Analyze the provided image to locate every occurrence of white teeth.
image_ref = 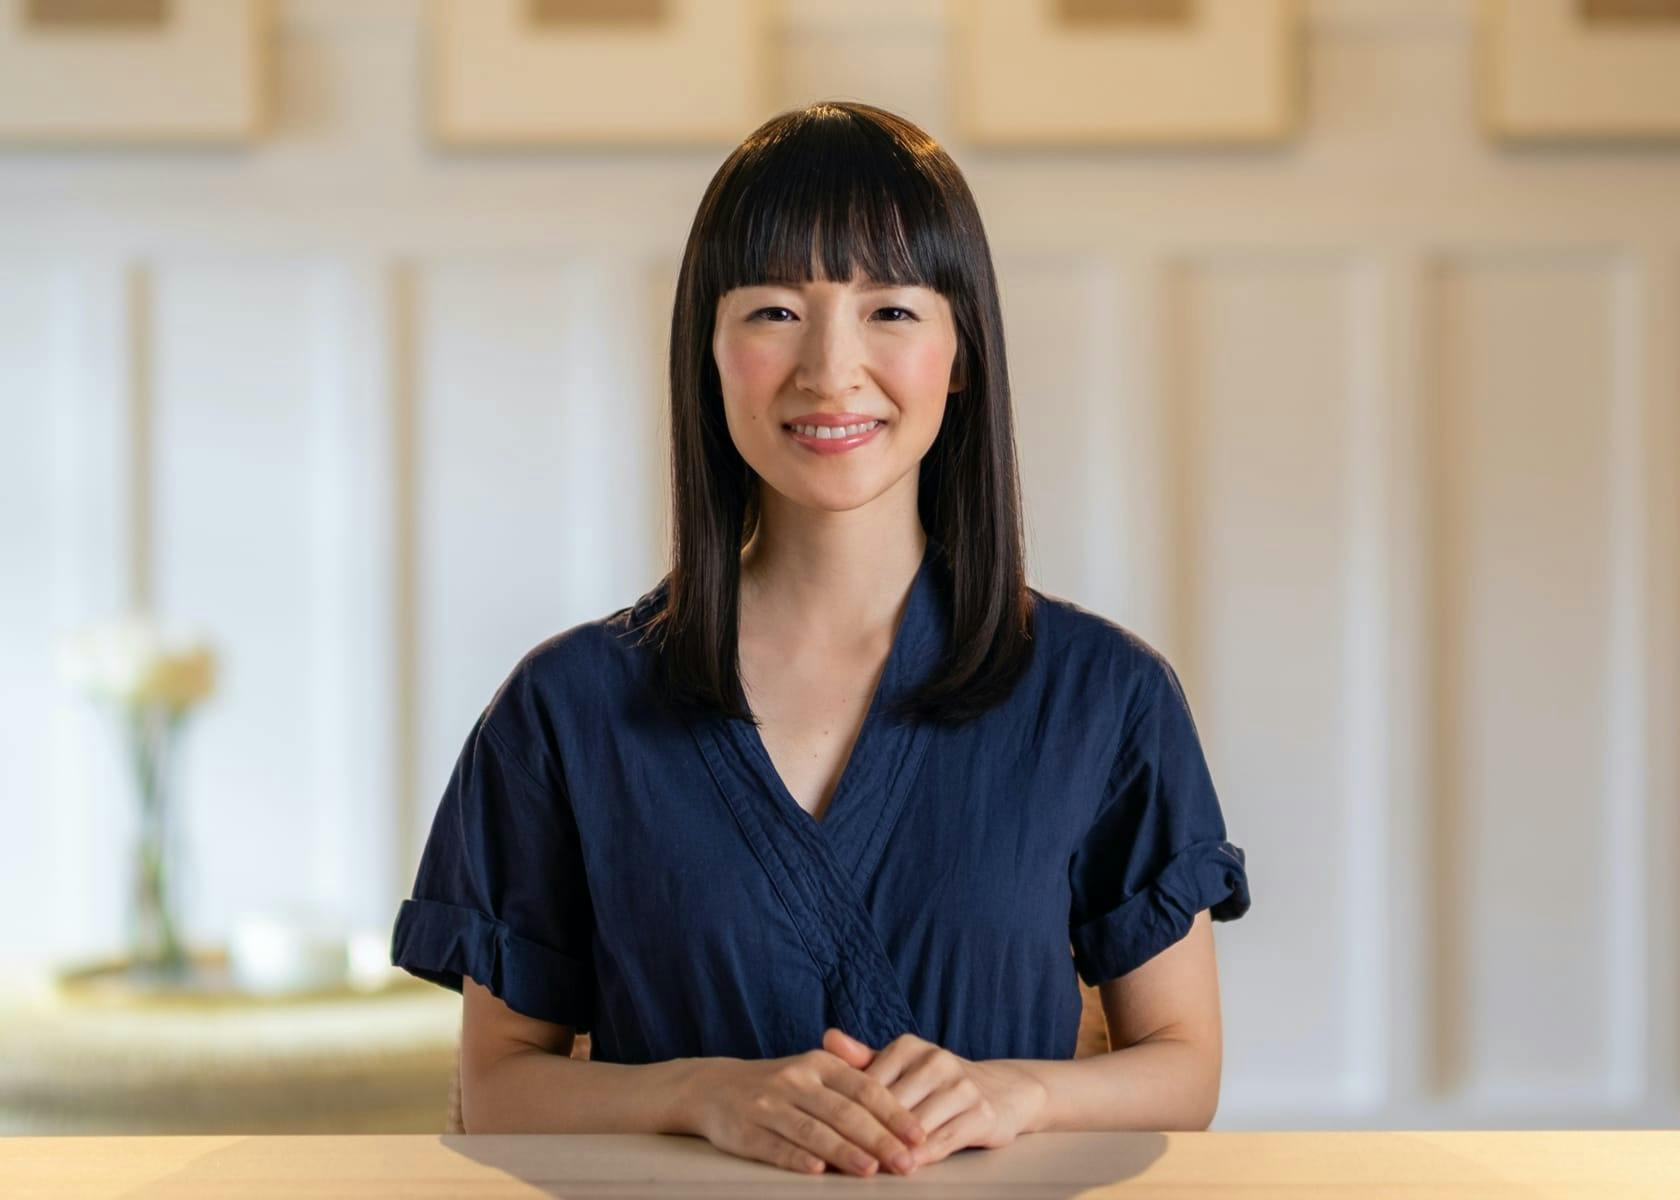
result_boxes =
[789,420,880,439]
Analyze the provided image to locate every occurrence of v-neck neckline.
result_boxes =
[729,537,942,840]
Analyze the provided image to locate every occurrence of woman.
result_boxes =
[391,100,1251,1176]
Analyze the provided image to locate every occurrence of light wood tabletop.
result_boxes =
[5,1130,1678,1198]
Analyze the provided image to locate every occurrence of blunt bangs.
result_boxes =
[700,106,965,302]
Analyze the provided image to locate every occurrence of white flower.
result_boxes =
[58,614,218,714]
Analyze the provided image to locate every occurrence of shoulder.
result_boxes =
[1026,584,1186,725]
[520,577,665,680]
[479,576,671,759]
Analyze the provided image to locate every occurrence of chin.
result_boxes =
[763,475,891,513]
[792,487,889,513]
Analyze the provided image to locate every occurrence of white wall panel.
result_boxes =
[998,256,1130,612]
[304,262,407,934]
[4,264,143,964]
[1426,255,1623,1105]
[1640,254,1680,1119]
[1168,257,1367,1112]
[410,256,663,848]
[0,267,70,960]
[148,260,344,939]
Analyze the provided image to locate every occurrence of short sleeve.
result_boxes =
[1068,648,1251,986]
[389,670,596,1030]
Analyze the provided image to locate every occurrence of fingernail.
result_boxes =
[890,1152,913,1173]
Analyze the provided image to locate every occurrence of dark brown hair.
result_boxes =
[641,100,1034,728]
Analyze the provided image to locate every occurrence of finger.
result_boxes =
[860,1037,929,1091]
[823,1062,927,1149]
[822,1027,875,1069]
[884,1054,957,1114]
[796,1080,915,1173]
[739,1123,829,1175]
[907,1079,981,1149]
[766,1099,882,1177]
[911,1101,989,1168]
[796,1078,918,1172]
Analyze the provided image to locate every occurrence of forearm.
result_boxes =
[467,1048,717,1135]
[1000,1037,1219,1133]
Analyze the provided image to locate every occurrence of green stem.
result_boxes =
[131,704,187,976]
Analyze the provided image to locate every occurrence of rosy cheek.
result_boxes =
[900,337,958,394]
[717,337,783,388]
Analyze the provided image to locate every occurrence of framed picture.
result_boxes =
[951,0,1303,146]
[0,0,270,144]
[1480,0,1680,140]
[428,0,772,146]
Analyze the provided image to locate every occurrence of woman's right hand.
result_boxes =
[686,1047,927,1176]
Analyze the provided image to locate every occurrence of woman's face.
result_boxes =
[713,273,962,515]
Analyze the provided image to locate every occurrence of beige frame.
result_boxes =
[951,0,1303,147]
[1479,0,1680,141]
[0,0,271,145]
[427,0,773,147]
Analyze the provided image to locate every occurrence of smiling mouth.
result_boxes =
[781,419,886,436]
[780,419,887,453]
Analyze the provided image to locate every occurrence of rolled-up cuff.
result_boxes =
[391,897,595,1031]
[1070,839,1250,987]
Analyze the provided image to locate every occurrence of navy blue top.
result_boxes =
[390,538,1250,1064]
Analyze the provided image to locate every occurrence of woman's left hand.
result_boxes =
[821,1028,1047,1170]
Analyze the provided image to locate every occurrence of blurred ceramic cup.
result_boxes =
[228,907,348,996]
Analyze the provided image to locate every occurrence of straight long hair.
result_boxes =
[640,100,1034,728]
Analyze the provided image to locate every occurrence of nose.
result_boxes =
[794,310,866,401]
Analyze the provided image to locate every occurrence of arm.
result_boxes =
[462,980,923,1164]
[469,1046,714,1135]
[1004,909,1225,1132]
[459,975,712,1134]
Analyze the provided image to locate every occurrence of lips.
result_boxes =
[783,419,886,454]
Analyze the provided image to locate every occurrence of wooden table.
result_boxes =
[6,1131,1678,1198]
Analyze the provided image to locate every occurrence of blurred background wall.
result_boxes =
[2,0,1679,1133]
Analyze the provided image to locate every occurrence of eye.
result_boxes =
[749,305,920,324]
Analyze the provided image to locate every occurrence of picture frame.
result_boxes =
[1479,0,1680,140]
[0,0,271,145]
[951,0,1303,147]
[427,0,773,147]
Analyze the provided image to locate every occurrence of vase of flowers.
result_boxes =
[59,615,218,982]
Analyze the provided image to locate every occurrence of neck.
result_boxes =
[738,491,927,653]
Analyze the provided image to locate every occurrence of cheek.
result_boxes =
[895,337,958,400]
[715,337,783,392]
